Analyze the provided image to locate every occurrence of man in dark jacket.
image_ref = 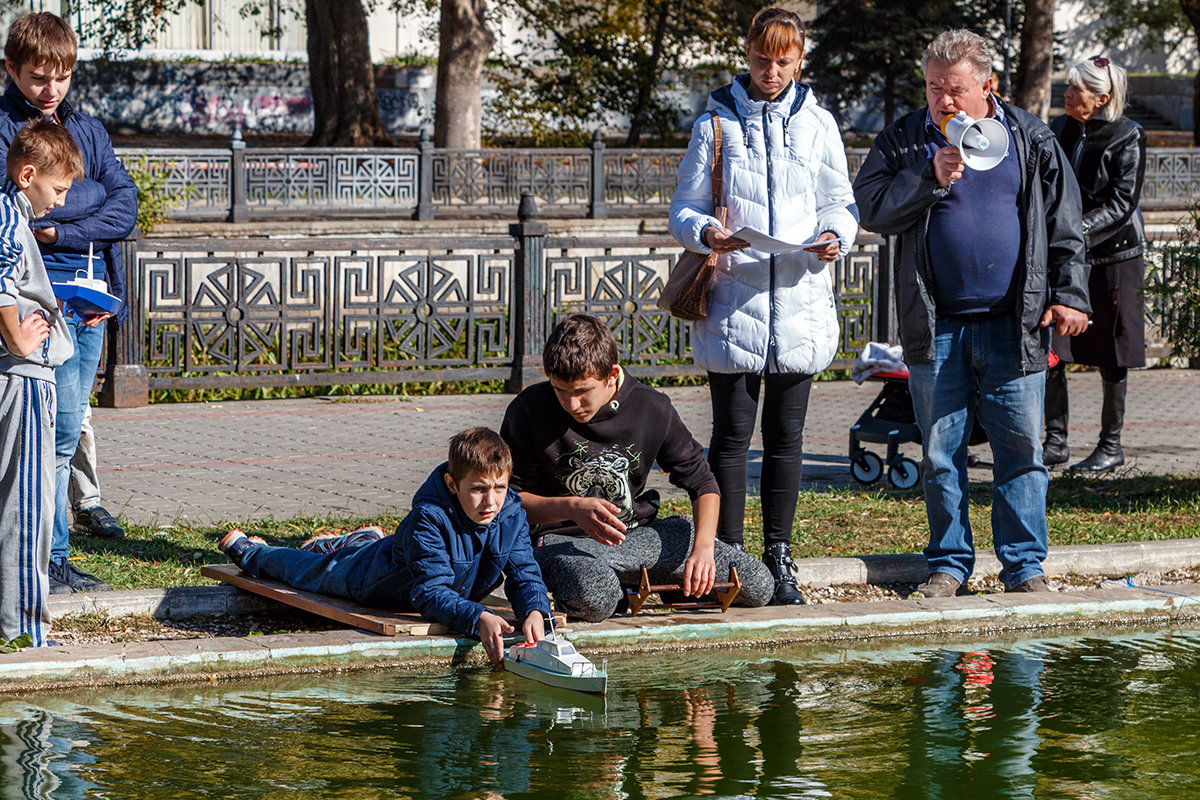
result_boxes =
[852,30,1090,597]
[0,13,138,594]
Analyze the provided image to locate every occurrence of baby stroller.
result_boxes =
[848,368,923,489]
[848,349,1058,490]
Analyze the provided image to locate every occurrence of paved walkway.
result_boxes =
[93,368,1200,527]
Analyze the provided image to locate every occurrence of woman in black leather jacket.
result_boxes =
[1044,55,1147,473]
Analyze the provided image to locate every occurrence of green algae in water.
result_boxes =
[4,627,1200,798]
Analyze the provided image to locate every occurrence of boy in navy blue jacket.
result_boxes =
[0,13,138,595]
[219,428,552,664]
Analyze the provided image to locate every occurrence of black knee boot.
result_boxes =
[1043,364,1069,467]
[762,542,806,605]
[1072,377,1127,473]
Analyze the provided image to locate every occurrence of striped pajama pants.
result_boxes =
[0,375,55,647]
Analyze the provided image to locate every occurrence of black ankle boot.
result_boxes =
[762,542,806,606]
[1043,365,1069,467]
[1072,377,1126,474]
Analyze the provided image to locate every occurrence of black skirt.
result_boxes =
[1053,253,1146,369]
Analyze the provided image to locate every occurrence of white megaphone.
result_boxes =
[939,112,1009,171]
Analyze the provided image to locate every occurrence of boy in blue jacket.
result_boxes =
[0,13,139,595]
[219,427,552,664]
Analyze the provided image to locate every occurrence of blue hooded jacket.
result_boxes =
[0,82,137,323]
[348,463,551,636]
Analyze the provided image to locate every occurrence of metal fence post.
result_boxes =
[873,235,895,344]
[589,129,607,219]
[415,128,434,221]
[228,126,248,223]
[507,193,548,393]
[100,229,149,407]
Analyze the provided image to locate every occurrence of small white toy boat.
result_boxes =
[504,634,608,695]
[52,243,122,319]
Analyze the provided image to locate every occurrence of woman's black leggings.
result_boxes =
[707,371,813,548]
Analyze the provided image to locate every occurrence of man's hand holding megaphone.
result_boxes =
[932,146,966,188]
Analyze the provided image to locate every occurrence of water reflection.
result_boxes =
[1,628,1200,798]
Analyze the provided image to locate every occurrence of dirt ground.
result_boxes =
[49,567,1200,647]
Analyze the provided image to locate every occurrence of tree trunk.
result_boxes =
[1181,0,1200,145]
[1012,0,1056,121]
[305,0,392,146]
[883,65,896,127]
[625,0,672,147]
[434,0,495,149]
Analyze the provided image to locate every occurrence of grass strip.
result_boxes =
[70,471,1200,590]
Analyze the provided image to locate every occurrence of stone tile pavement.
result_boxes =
[91,368,1200,527]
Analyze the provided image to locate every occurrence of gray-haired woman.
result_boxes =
[1044,55,1147,473]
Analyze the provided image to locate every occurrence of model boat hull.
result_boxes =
[505,658,608,695]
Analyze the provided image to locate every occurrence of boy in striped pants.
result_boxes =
[0,120,82,647]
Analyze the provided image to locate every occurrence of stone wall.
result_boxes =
[1128,76,1195,132]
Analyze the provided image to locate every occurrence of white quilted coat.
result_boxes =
[669,76,859,374]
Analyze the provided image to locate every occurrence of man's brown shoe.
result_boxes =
[1005,575,1051,593]
[913,572,962,598]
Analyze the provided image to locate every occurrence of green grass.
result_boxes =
[72,472,1200,590]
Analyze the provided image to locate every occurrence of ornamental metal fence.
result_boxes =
[116,134,1198,222]
[95,204,1185,408]
[97,200,892,406]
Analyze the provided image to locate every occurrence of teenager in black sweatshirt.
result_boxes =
[500,314,774,622]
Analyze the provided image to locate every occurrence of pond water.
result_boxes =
[4,626,1200,799]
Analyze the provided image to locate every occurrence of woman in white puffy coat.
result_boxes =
[668,7,858,605]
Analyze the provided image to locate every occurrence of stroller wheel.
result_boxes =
[887,457,921,490]
[850,451,884,485]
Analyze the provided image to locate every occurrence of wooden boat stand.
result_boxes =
[624,565,741,615]
[203,563,565,636]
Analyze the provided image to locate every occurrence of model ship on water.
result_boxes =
[504,634,608,695]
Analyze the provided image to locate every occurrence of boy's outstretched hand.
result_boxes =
[476,610,514,666]
[522,610,546,645]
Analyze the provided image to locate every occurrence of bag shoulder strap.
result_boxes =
[708,110,723,209]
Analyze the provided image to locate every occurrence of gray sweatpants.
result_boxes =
[535,515,775,622]
[0,375,55,646]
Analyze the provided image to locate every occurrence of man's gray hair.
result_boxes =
[921,29,995,85]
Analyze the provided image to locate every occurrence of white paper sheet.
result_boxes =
[729,227,830,254]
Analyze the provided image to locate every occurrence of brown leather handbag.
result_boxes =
[658,111,726,321]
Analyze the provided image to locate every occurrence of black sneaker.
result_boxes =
[74,506,126,540]
[47,558,74,595]
[218,529,266,569]
[49,557,111,593]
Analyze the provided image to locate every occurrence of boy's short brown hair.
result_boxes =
[6,118,84,181]
[4,12,77,74]
[542,314,619,382]
[447,427,512,483]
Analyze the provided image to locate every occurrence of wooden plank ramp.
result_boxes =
[202,564,563,636]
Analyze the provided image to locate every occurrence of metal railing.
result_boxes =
[97,198,891,406]
[116,134,1198,222]
[95,200,1185,407]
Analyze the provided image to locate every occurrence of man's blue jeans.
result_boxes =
[908,317,1049,588]
[51,318,106,561]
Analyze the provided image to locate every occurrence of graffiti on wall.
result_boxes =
[71,60,434,137]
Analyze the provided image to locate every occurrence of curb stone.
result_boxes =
[49,538,1200,621]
